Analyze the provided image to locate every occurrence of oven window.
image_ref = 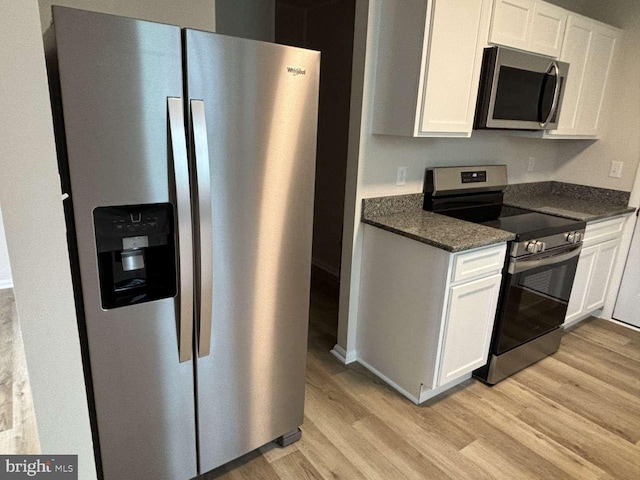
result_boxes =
[493,66,556,122]
[494,253,578,355]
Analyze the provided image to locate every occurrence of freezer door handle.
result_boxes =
[191,100,213,358]
[168,97,194,363]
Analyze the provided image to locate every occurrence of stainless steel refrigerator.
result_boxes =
[45,7,319,480]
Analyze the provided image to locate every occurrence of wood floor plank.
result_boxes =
[571,320,640,362]
[452,386,612,480]
[269,450,324,480]
[514,356,640,443]
[461,437,554,480]
[507,381,640,480]
[352,415,451,480]
[553,343,640,398]
[0,289,39,455]
[304,378,410,480]
[294,417,366,480]
[430,394,572,480]
[0,289,14,432]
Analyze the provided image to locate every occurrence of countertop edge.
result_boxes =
[362,217,515,253]
[503,201,636,222]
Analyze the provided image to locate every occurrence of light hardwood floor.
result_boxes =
[202,286,640,480]
[0,288,40,454]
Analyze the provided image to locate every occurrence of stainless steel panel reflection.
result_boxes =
[185,31,319,473]
[485,328,563,384]
[52,7,196,480]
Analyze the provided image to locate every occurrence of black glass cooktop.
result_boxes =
[480,207,586,241]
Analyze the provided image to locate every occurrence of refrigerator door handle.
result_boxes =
[168,97,194,363]
[191,100,213,358]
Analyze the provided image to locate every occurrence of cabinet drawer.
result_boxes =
[451,244,506,284]
[583,216,625,247]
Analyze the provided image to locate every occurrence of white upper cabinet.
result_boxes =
[489,0,567,58]
[373,0,491,137]
[546,16,621,138]
[530,2,567,57]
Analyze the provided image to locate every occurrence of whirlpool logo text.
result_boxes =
[286,66,306,76]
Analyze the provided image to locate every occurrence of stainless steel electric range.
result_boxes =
[423,165,586,384]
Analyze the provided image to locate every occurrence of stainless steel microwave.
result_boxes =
[474,46,569,131]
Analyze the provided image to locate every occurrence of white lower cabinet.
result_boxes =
[565,244,597,323]
[357,225,506,404]
[438,274,502,386]
[565,216,626,327]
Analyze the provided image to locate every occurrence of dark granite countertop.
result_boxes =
[361,182,636,252]
[362,194,514,252]
[504,182,636,222]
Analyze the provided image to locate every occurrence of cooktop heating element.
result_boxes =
[423,165,585,384]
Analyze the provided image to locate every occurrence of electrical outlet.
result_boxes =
[527,157,536,173]
[396,166,407,186]
[609,161,623,178]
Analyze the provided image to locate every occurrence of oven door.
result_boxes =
[493,244,581,355]
[475,46,569,130]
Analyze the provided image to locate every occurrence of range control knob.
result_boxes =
[566,232,576,243]
[526,241,539,253]
[536,240,546,252]
[575,232,583,243]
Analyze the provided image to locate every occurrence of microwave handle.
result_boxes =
[540,61,561,128]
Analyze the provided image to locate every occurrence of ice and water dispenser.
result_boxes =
[94,203,176,309]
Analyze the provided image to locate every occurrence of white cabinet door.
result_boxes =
[548,16,620,137]
[418,0,487,135]
[490,0,534,51]
[530,1,567,57]
[585,238,620,311]
[438,274,502,386]
[574,23,619,136]
[565,244,597,325]
[373,0,489,137]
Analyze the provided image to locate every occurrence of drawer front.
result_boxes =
[583,216,625,247]
[451,244,506,284]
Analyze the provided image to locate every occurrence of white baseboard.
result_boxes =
[607,318,640,333]
[0,279,13,289]
[357,357,421,404]
[330,344,357,364]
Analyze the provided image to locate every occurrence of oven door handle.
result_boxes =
[509,244,581,274]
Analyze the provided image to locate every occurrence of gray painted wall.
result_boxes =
[1,0,215,475]
[216,0,274,41]
[1,1,97,475]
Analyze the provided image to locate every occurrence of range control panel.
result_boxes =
[461,170,487,183]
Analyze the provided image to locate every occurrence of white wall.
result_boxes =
[336,0,640,357]
[0,205,12,288]
[39,0,216,32]
[0,1,96,475]
[554,0,640,192]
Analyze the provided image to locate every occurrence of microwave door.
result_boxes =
[477,47,568,131]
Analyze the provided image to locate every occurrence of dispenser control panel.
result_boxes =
[93,203,176,309]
